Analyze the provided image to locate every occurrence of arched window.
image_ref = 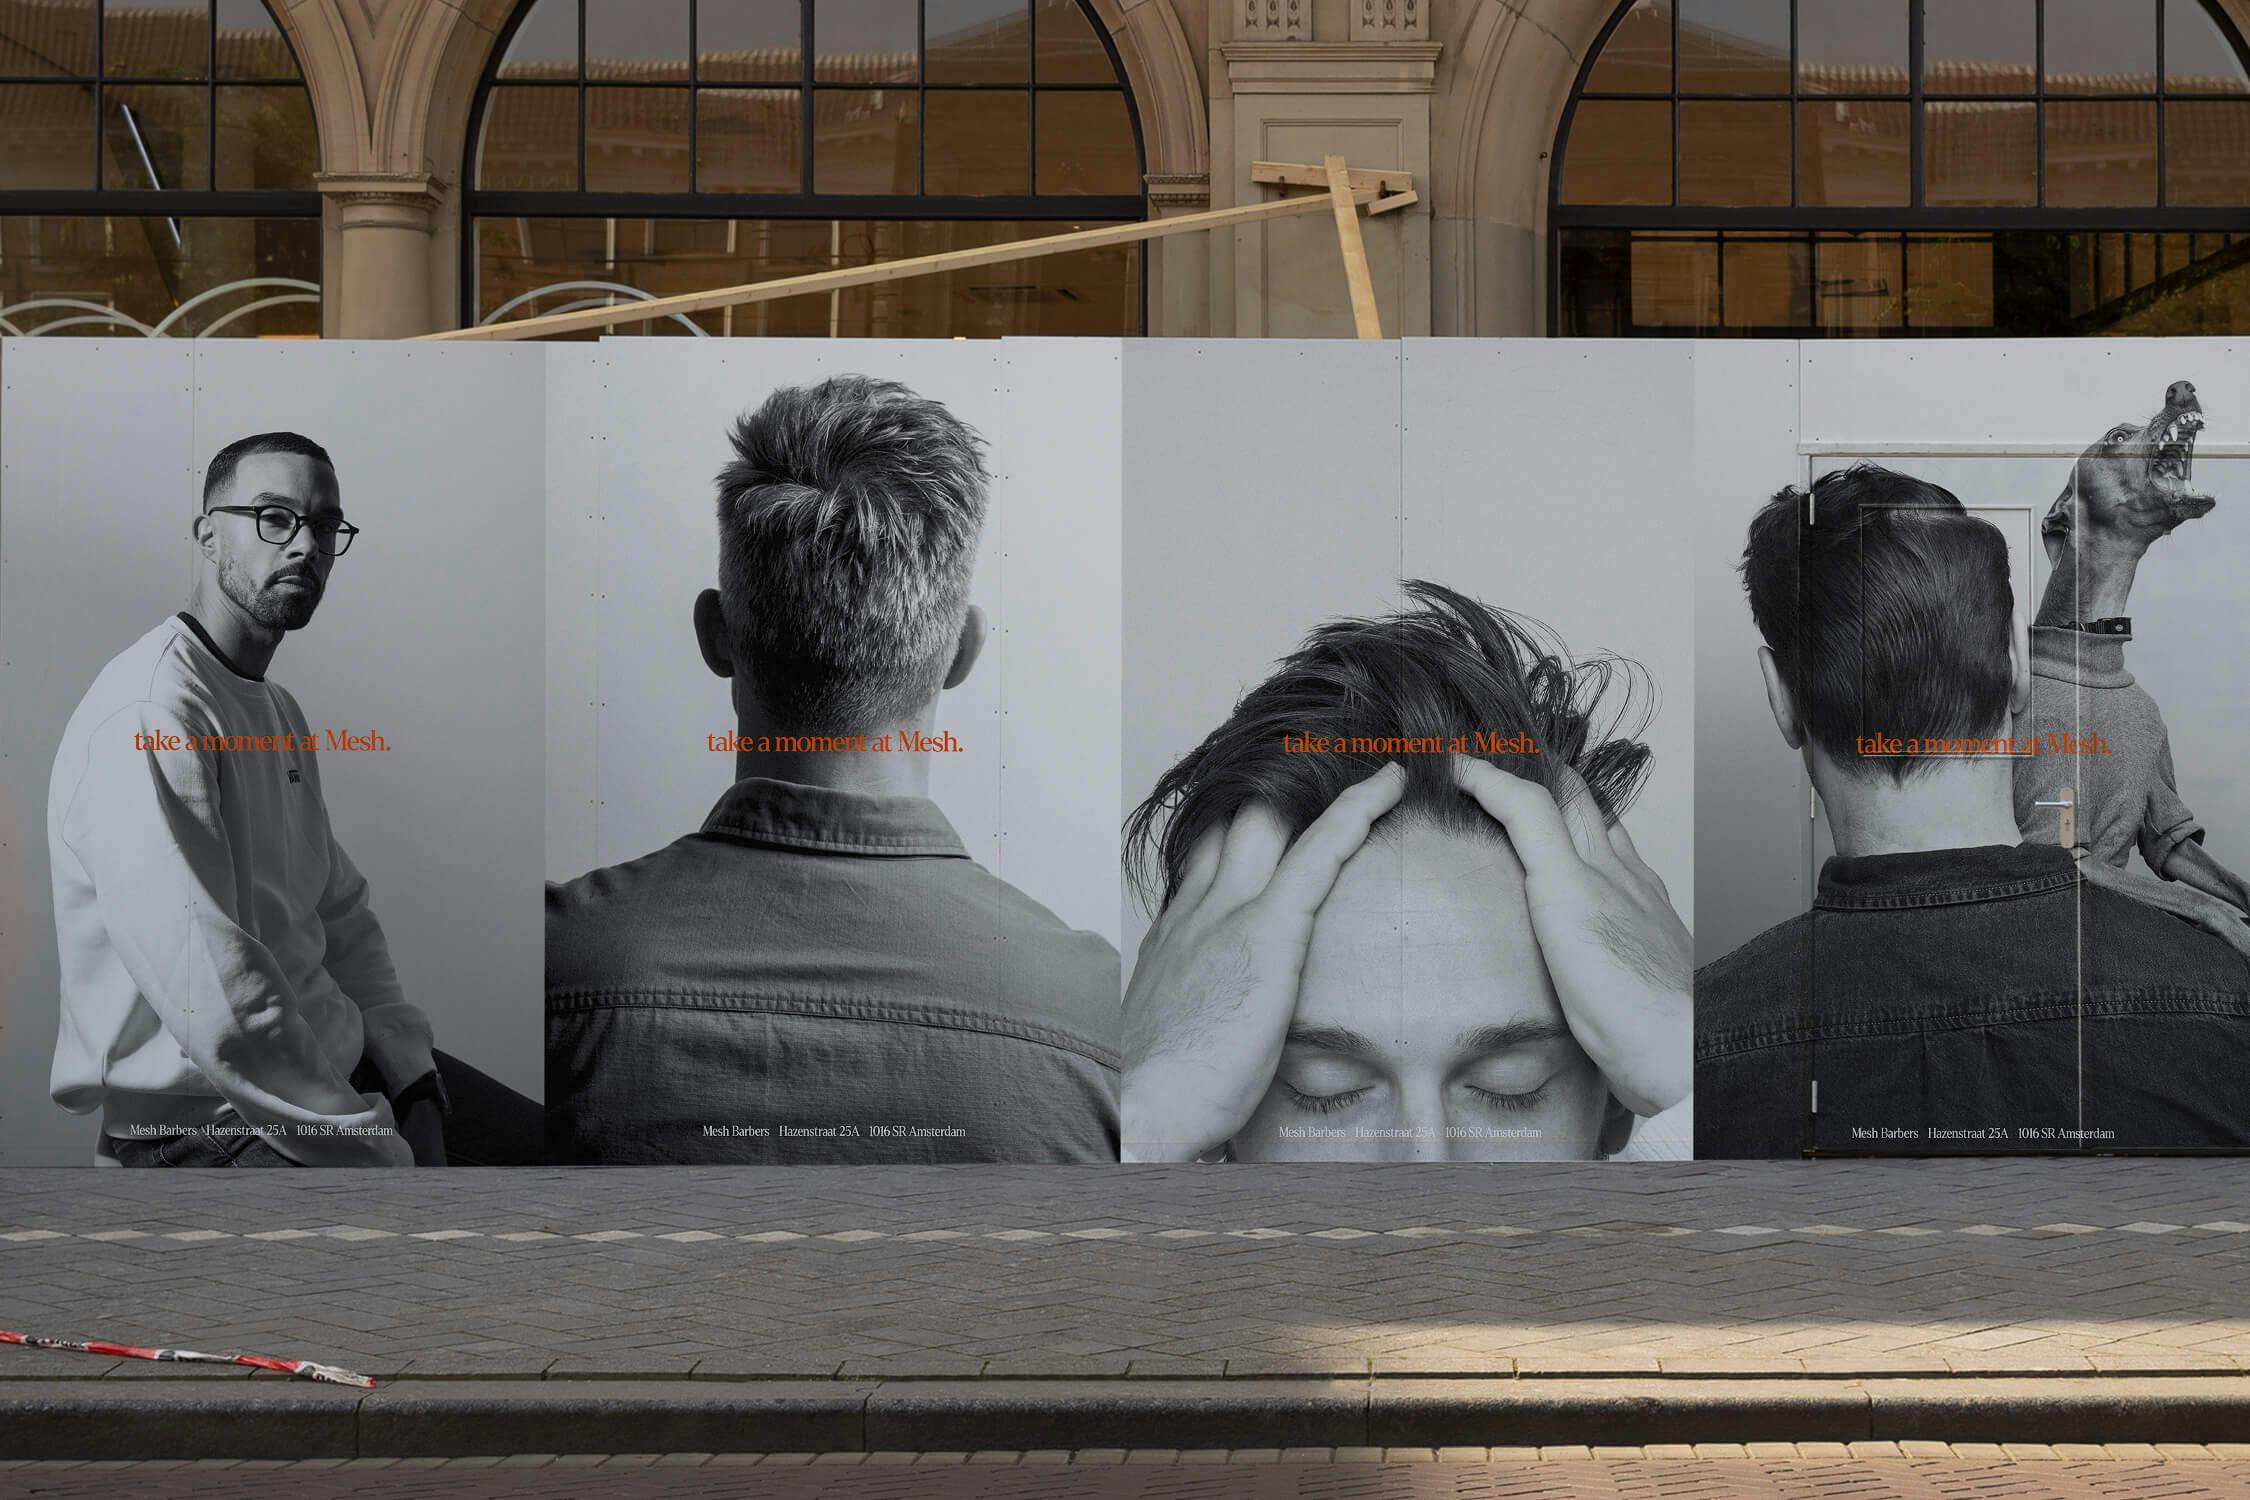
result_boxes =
[466,0,1146,337]
[1552,0,2250,336]
[0,0,319,336]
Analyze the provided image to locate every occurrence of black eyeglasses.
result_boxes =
[205,504,360,557]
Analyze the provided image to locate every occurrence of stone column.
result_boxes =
[1145,172,1213,336]
[318,173,444,339]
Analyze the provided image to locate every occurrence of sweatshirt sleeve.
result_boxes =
[58,702,412,1166]
[317,831,437,1097]
[2140,733,2205,876]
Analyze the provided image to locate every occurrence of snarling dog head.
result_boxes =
[2043,380,2215,564]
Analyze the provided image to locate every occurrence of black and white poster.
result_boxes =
[1693,340,2250,1155]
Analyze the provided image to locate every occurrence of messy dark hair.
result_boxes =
[716,375,989,735]
[1740,464,2013,784]
[1124,580,1656,912]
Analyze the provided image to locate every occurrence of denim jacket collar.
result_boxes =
[700,777,969,859]
[1815,841,2077,912]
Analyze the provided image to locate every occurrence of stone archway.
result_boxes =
[1444,0,2250,337]
[1439,0,1614,337]
[279,0,1208,336]
[1084,0,1210,184]
[1083,0,1211,334]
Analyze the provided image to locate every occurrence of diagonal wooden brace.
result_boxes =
[420,164,1418,342]
[1323,155,1385,339]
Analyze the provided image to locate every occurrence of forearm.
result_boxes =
[1581,990,1692,1119]
[100,907,408,1164]
[2161,840,2250,911]
[1120,1066,1230,1163]
[2081,856,2205,918]
[320,848,435,1093]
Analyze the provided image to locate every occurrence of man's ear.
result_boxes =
[692,588,734,679]
[2007,613,2031,722]
[191,511,217,562]
[942,604,986,691]
[1755,645,1805,750]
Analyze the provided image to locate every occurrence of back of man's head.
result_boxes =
[1740,464,2013,783]
[715,376,989,735]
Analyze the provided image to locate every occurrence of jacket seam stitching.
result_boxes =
[548,988,1120,1070]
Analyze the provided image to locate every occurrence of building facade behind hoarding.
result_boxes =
[2,0,2242,341]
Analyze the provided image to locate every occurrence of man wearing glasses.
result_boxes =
[45,432,494,1166]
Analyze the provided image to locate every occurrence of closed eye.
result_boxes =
[1466,1080,1551,1113]
[1279,1082,1373,1115]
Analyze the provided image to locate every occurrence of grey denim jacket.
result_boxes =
[546,779,1120,1164]
[1695,843,2250,1157]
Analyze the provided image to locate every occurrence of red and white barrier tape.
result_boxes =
[1,1329,373,1389]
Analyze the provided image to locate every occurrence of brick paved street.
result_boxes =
[5,1161,2248,1380]
[5,1161,2250,1459]
[10,1448,2250,1499]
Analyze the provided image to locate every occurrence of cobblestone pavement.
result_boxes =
[4,1161,2249,1380]
[8,1448,2250,1499]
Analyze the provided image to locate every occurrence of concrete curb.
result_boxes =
[7,1376,2250,1459]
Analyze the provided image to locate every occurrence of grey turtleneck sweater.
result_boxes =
[2012,624,2202,874]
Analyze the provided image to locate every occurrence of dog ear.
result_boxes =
[2042,486,2073,565]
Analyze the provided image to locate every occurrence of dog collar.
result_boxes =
[2059,617,2132,636]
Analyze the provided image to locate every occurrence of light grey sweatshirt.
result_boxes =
[47,616,432,1165]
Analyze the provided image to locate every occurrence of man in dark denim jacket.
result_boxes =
[1695,466,2250,1158]
[545,377,1119,1164]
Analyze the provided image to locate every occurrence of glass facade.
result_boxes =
[1554,0,2250,337]
[473,215,1143,338]
[466,0,1146,336]
[0,0,319,336]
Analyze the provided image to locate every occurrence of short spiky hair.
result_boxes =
[1740,464,2013,784]
[201,432,334,510]
[715,376,990,734]
[1125,581,1655,911]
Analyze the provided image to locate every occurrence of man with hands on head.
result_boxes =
[1120,583,1692,1163]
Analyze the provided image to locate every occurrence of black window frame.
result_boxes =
[461,0,1151,332]
[1547,0,2250,334]
[0,0,319,217]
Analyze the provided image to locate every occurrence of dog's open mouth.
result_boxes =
[2149,404,2215,520]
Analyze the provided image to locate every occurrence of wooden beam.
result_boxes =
[421,188,1388,343]
[1324,154,1383,340]
[1252,159,1413,195]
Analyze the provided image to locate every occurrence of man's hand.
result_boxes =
[1121,763,1408,1162]
[1449,756,1691,1118]
[397,1098,447,1167]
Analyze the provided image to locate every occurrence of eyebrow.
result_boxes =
[249,492,345,520]
[1454,1020,1573,1053]
[1282,1024,1380,1059]
[1284,1019,1574,1060]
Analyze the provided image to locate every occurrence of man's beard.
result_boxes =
[218,553,322,630]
